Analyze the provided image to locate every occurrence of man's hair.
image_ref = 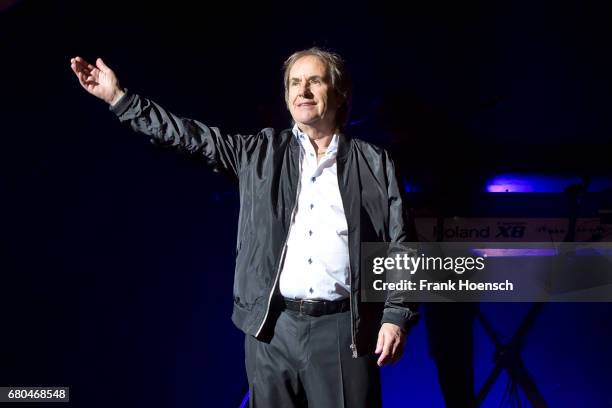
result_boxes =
[283,47,352,131]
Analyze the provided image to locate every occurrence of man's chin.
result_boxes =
[293,117,320,127]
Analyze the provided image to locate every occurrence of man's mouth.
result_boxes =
[298,102,316,107]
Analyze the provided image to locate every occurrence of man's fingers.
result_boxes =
[78,71,90,84]
[392,337,402,356]
[377,351,387,366]
[76,71,97,89]
[389,340,404,365]
[377,331,406,366]
[70,58,84,74]
[73,56,96,73]
[83,58,96,71]
[377,337,393,366]
[71,58,107,87]
[77,71,87,85]
[70,62,80,76]
[71,59,92,77]
[96,57,112,73]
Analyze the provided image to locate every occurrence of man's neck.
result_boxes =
[297,123,336,153]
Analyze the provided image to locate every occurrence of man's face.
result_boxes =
[287,55,339,131]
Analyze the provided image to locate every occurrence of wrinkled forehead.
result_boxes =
[288,55,329,80]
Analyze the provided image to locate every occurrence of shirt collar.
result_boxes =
[292,124,339,155]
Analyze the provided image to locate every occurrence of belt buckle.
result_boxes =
[299,299,308,315]
[299,299,316,316]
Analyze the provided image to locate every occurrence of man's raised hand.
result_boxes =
[70,56,124,105]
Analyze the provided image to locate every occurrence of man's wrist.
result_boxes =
[381,321,407,334]
[109,88,126,106]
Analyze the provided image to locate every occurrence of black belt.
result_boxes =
[283,297,350,316]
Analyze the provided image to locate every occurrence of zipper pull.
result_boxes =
[350,343,357,358]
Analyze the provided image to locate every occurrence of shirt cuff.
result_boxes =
[108,89,134,116]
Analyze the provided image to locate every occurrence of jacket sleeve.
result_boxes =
[379,149,420,333]
[109,90,250,178]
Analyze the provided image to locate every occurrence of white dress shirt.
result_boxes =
[278,125,351,301]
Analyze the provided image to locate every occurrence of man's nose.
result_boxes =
[299,82,312,97]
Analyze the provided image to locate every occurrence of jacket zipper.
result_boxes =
[348,262,358,358]
[338,154,358,358]
[255,148,303,338]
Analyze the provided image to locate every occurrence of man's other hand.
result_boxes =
[375,322,406,367]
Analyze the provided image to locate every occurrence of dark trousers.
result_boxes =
[245,308,382,408]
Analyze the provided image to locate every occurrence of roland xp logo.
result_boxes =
[434,224,526,239]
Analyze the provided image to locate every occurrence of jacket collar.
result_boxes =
[287,125,351,161]
[336,132,350,162]
[291,124,340,156]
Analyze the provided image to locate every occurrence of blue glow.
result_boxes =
[587,176,612,192]
[485,174,583,193]
[239,391,249,408]
[403,179,421,193]
[472,248,557,257]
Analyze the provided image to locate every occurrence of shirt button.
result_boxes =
[310,204,314,209]
[311,177,316,182]
[308,230,313,236]
[308,258,312,264]
[309,288,314,294]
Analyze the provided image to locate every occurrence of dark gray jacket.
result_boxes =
[110,92,419,358]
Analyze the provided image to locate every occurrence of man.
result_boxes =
[70,47,419,407]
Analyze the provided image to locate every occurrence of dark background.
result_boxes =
[1,0,612,407]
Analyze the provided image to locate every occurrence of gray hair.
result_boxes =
[283,47,352,131]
